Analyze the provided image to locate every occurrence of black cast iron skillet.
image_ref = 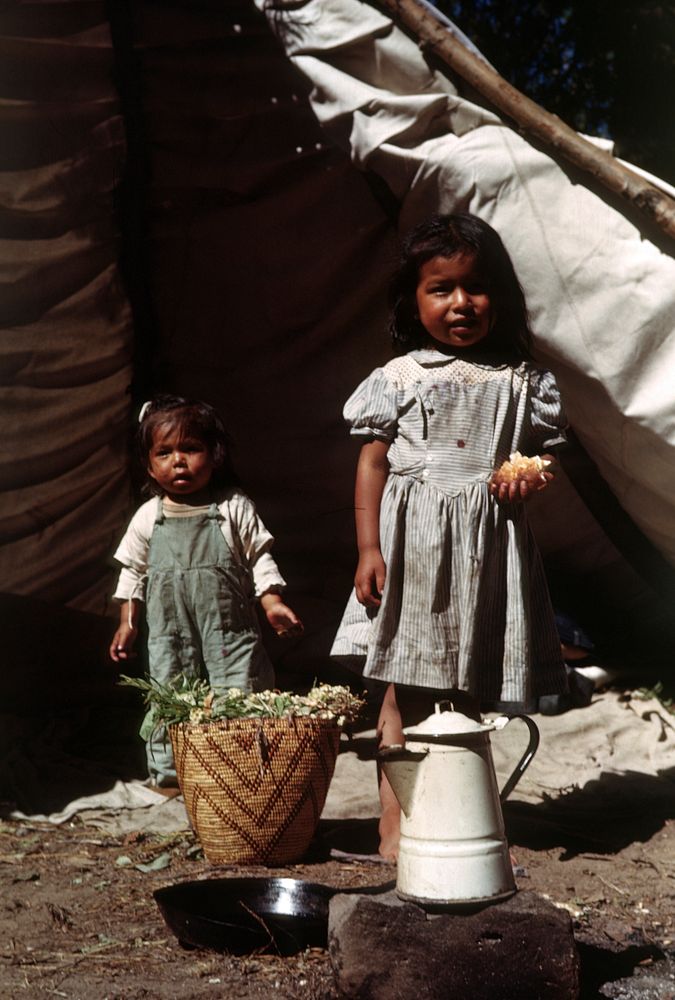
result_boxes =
[154,877,390,955]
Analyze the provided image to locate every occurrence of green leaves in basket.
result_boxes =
[119,674,365,727]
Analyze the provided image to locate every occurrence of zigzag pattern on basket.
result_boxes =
[170,717,341,864]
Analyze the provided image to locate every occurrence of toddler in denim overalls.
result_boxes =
[110,395,302,788]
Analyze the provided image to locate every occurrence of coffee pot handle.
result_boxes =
[492,714,540,803]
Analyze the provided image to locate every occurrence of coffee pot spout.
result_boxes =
[376,746,428,819]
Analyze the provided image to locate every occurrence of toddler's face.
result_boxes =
[148,423,214,500]
[415,253,492,352]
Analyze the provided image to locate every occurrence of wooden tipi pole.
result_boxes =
[378,0,675,242]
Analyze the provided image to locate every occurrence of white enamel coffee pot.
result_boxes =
[378,703,539,908]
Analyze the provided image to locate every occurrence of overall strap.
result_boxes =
[206,502,222,522]
[207,501,239,564]
[153,496,165,525]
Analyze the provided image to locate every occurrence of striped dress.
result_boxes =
[331,347,568,709]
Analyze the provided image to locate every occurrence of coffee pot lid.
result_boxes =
[404,702,492,740]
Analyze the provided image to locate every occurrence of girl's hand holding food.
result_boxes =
[490,452,555,504]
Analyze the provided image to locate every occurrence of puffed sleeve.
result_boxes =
[343,367,400,441]
[227,492,287,597]
[112,499,156,601]
[529,368,568,450]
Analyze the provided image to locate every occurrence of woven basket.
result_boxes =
[169,716,341,865]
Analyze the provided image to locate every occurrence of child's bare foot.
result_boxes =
[153,785,181,799]
[378,806,400,862]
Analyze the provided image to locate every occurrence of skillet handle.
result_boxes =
[492,714,540,803]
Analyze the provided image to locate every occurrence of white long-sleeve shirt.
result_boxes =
[112,490,287,603]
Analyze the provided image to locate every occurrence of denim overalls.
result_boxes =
[143,502,274,784]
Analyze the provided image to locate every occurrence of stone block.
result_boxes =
[329,889,579,999]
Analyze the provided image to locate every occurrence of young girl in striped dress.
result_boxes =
[331,214,569,858]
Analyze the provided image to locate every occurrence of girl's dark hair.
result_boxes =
[389,213,532,360]
[137,395,236,496]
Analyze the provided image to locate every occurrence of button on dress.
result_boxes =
[331,348,568,709]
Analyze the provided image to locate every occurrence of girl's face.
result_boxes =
[415,253,492,351]
[147,423,214,500]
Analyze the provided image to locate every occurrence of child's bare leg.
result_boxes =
[376,683,404,861]
[376,685,482,861]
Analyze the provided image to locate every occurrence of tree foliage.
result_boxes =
[436,0,675,183]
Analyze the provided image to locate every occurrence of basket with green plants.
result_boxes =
[121,675,365,864]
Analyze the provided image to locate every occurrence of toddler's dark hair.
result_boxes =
[389,213,532,360]
[137,395,236,496]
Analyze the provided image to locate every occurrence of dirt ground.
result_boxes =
[1,800,674,1000]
